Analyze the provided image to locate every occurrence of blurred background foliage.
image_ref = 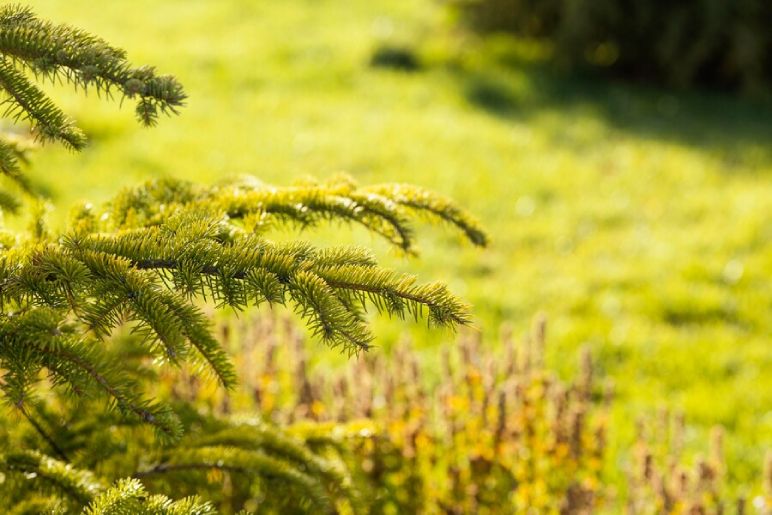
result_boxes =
[454,0,772,93]
[17,0,772,507]
[193,313,768,513]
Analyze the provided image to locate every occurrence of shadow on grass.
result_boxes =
[455,45,772,166]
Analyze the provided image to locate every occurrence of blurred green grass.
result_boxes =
[23,0,772,489]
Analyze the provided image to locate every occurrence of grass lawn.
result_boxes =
[23,0,772,490]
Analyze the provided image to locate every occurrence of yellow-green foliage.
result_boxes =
[3,0,771,508]
[184,313,772,513]
[0,6,490,513]
[0,172,485,510]
[18,1,771,491]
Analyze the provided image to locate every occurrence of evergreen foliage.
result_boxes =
[0,6,486,512]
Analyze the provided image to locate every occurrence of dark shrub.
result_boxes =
[455,0,772,92]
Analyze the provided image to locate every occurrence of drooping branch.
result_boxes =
[0,5,186,127]
[16,403,69,462]
[0,450,103,506]
[92,175,488,252]
[133,446,333,512]
[0,55,85,148]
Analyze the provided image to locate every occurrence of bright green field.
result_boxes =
[23,0,772,489]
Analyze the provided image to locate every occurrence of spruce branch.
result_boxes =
[0,307,183,442]
[134,446,334,512]
[84,478,216,515]
[0,137,32,194]
[0,55,85,148]
[61,208,476,354]
[0,5,186,128]
[189,422,361,508]
[16,403,69,462]
[0,5,185,233]
[7,496,66,515]
[94,175,488,252]
[1,451,215,515]
[0,187,21,213]
[0,450,103,506]
[362,183,489,246]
